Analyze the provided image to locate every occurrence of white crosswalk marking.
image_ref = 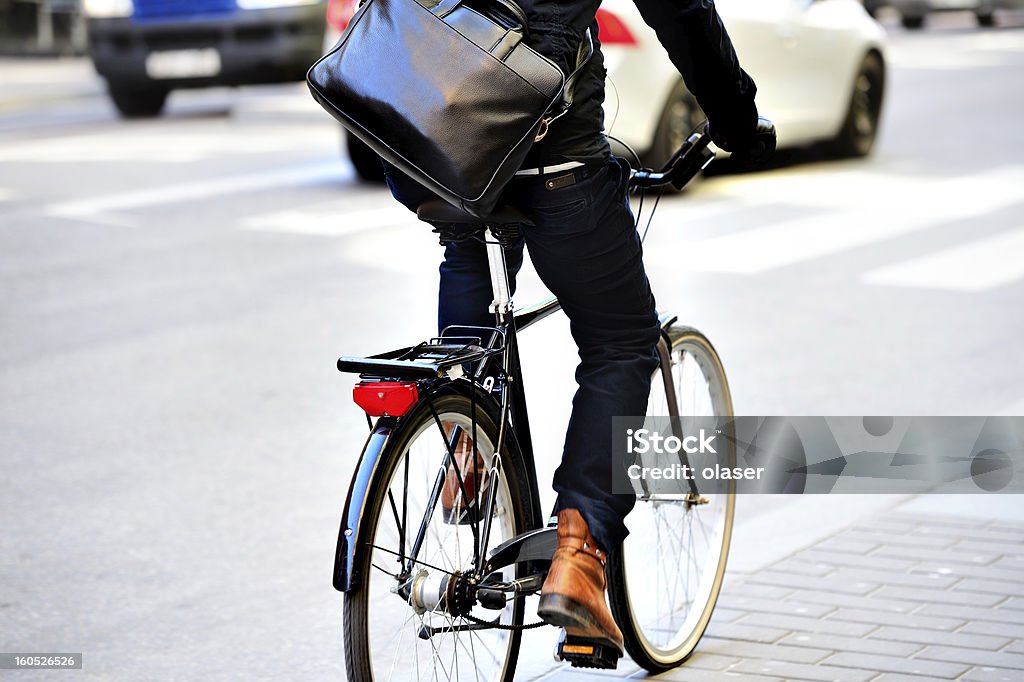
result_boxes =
[241,199,411,236]
[46,162,347,224]
[672,166,1024,274]
[863,227,1024,292]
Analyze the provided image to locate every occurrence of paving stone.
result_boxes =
[853,519,920,534]
[872,586,1004,608]
[1006,639,1024,654]
[915,602,1024,625]
[959,666,1022,682]
[646,667,780,682]
[812,538,882,555]
[842,529,958,549]
[960,620,1024,639]
[823,651,969,678]
[868,625,1011,651]
[799,549,917,572]
[951,541,1024,559]
[1001,597,1024,610]
[907,562,1024,583]
[745,571,879,596]
[768,558,838,577]
[887,513,990,530]
[828,567,960,590]
[704,621,790,644]
[915,644,1024,670]
[789,589,919,614]
[954,577,1024,597]
[707,607,747,623]
[736,612,876,637]
[872,671,966,675]
[927,526,1024,545]
[827,608,965,632]
[870,545,997,565]
[728,658,876,682]
[990,555,1024,570]
[700,636,832,664]
[724,582,795,601]
[675,652,741,671]
[717,594,836,619]
[780,632,922,658]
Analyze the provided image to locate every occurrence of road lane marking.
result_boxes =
[45,161,347,224]
[241,202,412,236]
[863,227,1024,292]
[674,166,1024,274]
[0,128,329,164]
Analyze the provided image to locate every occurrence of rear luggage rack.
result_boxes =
[337,337,501,380]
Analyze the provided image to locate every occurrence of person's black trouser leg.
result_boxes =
[390,157,660,553]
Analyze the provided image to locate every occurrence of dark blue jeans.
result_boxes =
[386,158,660,553]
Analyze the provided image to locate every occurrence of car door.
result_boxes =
[717,0,858,144]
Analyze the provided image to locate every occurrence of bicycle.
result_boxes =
[332,124,747,681]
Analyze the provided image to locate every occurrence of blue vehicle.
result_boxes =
[83,0,327,117]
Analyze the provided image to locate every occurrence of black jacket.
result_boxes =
[520,0,758,166]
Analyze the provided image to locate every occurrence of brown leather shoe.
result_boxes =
[538,509,624,663]
[439,424,489,525]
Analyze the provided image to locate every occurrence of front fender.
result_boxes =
[332,419,395,592]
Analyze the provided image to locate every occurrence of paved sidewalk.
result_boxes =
[533,505,1024,681]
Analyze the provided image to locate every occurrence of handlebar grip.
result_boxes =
[751,116,777,158]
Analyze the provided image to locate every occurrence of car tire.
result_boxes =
[344,129,385,183]
[830,52,885,159]
[901,14,925,29]
[976,11,996,27]
[108,84,169,118]
[644,79,702,191]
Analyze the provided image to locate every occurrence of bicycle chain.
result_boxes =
[463,612,549,632]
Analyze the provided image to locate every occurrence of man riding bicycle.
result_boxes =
[383,0,763,664]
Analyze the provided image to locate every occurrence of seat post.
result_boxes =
[484,227,513,323]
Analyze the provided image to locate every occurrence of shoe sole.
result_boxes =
[537,594,624,660]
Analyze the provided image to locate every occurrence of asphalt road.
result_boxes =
[2,15,1023,681]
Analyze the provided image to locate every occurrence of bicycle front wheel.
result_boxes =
[607,326,736,672]
[343,390,535,682]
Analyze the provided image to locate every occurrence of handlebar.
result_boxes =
[629,117,777,192]
[629,124,715,192]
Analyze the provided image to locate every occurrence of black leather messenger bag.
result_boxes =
[306,0,591,217]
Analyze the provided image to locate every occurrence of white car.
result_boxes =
[328,0,887,180]
[600,0,887,167]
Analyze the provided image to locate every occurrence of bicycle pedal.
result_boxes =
[555,631,621,670]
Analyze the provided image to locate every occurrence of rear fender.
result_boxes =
[332,420,395,592]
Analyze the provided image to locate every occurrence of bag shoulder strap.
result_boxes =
[534,28,594,141]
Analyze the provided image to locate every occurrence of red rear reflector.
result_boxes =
[353,382,419,417]
[595,8,637,46]
[326,0,357,33]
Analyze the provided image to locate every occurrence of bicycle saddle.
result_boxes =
[417,200,534,227]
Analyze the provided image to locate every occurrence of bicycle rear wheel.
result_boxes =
[607,326,736,672]
[343,390,535,682]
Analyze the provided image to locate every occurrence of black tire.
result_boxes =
[108,84,169,118]
[976,11,996,27]
[644,79,702,191]
[607,326,736,673]
[345,129,386,183]
[830,52,885,159]
[343,388,536,682]
[901,14,926,29]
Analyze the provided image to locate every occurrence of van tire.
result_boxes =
[108,84,169,118]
